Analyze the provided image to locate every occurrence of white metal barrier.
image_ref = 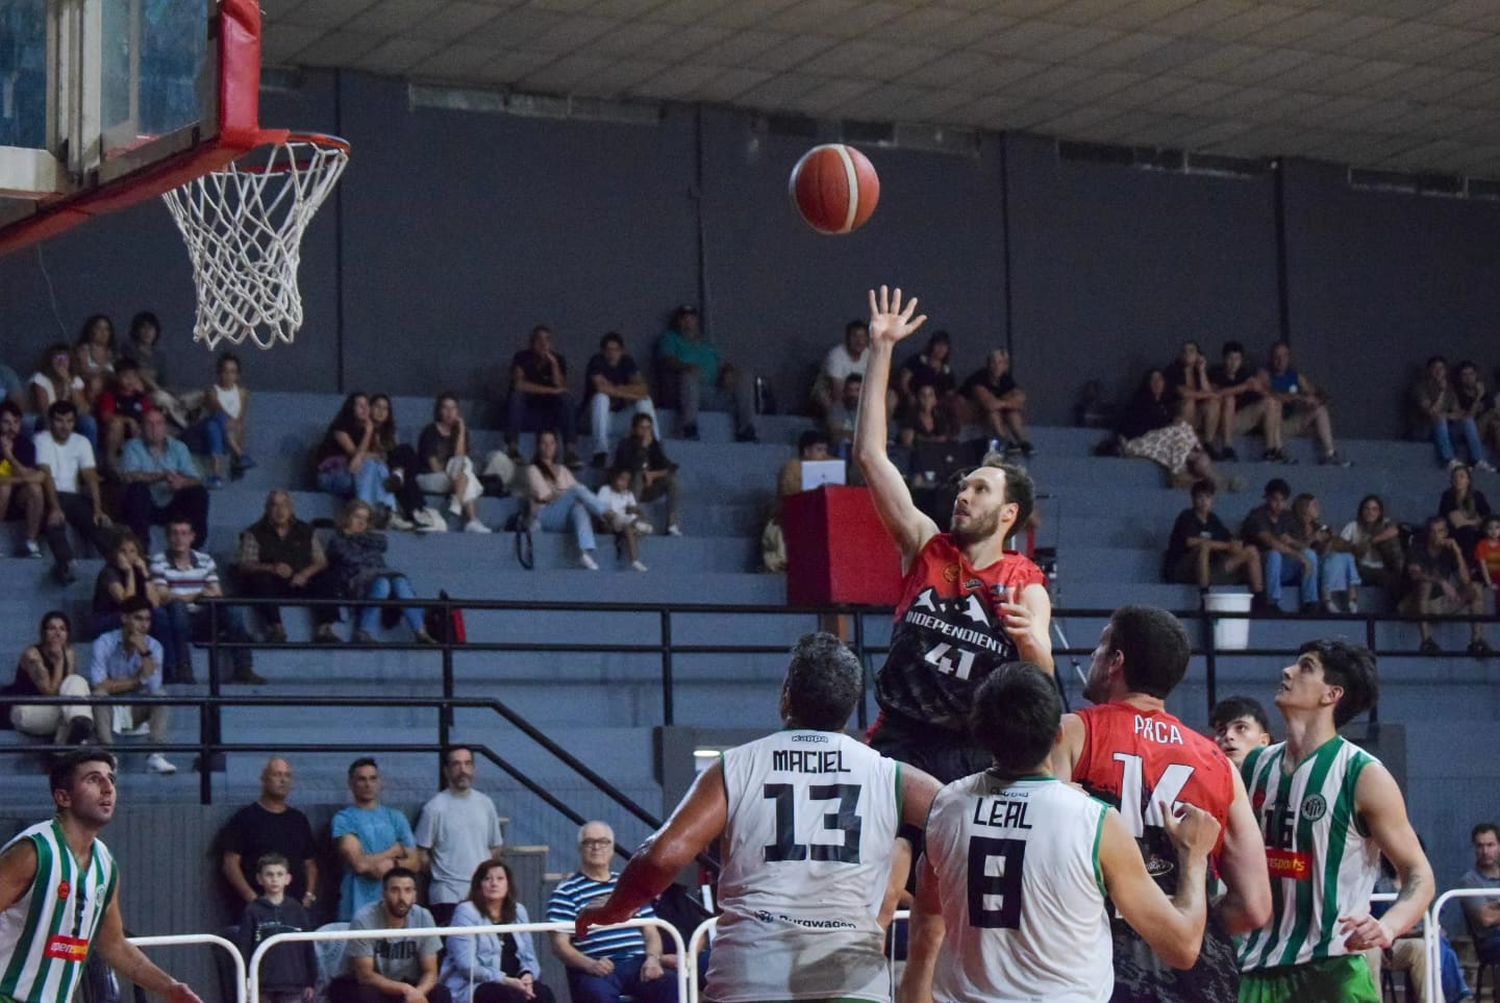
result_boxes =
[1424,887,1497,1003]
[126,934,246,1003]
[249,917,688,1003]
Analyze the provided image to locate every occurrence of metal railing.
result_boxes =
[126,933,245,1003]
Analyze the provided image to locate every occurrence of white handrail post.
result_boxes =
[126,933,247,1003]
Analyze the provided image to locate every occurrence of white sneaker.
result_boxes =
[1478,460,1497,473]
[448,497,462,516]
[666,524,683,537]
[145,753,177,775]
[464,519,493,534]
[387,512,415,531]
[631,560,648,572]
[633,520,654,535]
[580,552,600,571]
[1447,458,1467,472]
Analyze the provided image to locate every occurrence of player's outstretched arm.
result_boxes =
[854,285,938,568]
[575,760,729,939]
[95,896,203,1003]
[1214,766,1272,936]
[896,852,942,1003]
[1101,805,1219,970]
[1339,763,1434,950]
[0,839,37,913]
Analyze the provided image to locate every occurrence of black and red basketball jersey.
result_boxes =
[872,534,1046,735]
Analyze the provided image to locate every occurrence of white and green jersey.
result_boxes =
[1238,737,1380,972]
[0,819,117,1003]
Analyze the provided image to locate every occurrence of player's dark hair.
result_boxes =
[973,458,1035,534]
[49,749,117,795]
[1210,695,1269,735]
[970,663,1059,774]
[782,632,862,731]
[255,852,290,873]
[348,756,378,777]
[1471,822,1499,842]
[1299,639,1378,726]
[797,428,829,455]
[1264,478,1291,500]
[1108,605,1191,699]
[1191,478,1216,500]
[383,866,418,887]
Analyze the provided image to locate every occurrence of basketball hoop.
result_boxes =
[161,132,349,350]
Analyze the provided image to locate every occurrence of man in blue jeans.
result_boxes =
[1240,478,1320,613]
[546,821,676,1003]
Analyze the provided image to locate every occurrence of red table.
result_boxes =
[783,485,903,606]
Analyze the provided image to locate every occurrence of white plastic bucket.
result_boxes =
[1204,592,1253,651]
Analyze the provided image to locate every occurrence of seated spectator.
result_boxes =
[151,517,260,685]
[235,852,319,1003]
[508,325,580,467]
[1206,341,1272,462]
[32,400,111,582]
[894,330,957,423]
[315,393,408,530]
[442,860,554,1003]
[220,757,320,915]
[612,413,680,536]
[1264,340,1350,466]
[1460,823,1500,967]
[763,429,831,573]
[96,359,155,470]
[29,343,98,448]
[585,332,657,466]
[73,313,117,404]
[91,531,167,641]
[333,757,421,921]
[898,383,959,448]
[0,360,21,409]
[1439,463,1491,563]
[1370,845,1472,1002]
[236,490,341,644]
[370,394,433,529]
[1241,477,1319,614]
[1116,369,1221,488]
[417,394,489,534]
[961,348,1032,456]
[1401,515,1491,657]
[1478,516,1500,593]
[332,868,449,1003]
[655,305,757,442]
[1208,695,1271,768]
[1164,341,1220,454]
[811,319,869,416]
[120,409,209,549]
[1290,492,1361,613]
[415,747,505,927]
[88,596,175,774]
[195,352,254,488]
[5,611,94,745]
[325,501,436,645]
[547,821,674,1003]
[1162,479,1264,602]
[1412,355,1492,471]
[596,466,648,572]
[0,399,71,567]
[1467,362,1500,458]
[525,429,610,571]
[824,373,861,451]
[1339,494,1406,594]
[120,310,191,427]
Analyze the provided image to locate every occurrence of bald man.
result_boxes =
[221,757,320,913]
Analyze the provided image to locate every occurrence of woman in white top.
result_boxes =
[72,313,116,405]
[524,429,610,570]
[595,465,647,571]
[195,352,253,488]
[1338,494,1405,592]
[28,342,98,447]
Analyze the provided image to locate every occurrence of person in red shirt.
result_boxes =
[854,285,1053,783]
[95,360,155,470]
[1050,605,1272,1003]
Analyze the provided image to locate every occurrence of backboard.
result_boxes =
[0,0,263,254]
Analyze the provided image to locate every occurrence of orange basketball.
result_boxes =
[788,144,880,235]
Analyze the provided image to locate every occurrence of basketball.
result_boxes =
[788,143,880,235]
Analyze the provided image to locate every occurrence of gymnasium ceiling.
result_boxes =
[259,0,1500,177]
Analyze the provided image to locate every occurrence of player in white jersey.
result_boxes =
[900,663,1223,1003]
[578,633,941,1003]
[0,749,203,1003]
[1237,640,1432,1003]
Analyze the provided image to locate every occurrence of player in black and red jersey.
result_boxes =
[855,285,1054,783]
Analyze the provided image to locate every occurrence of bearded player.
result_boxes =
[0,749,203,1003]
[855,285,1053,783]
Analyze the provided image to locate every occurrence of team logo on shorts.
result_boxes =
[1300,794,1327,821]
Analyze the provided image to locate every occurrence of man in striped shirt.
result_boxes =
[1238,640,1433,1003]
[150,516,261,684]
[547,821,675,1003]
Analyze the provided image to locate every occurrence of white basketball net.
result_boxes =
[161,134,349,350]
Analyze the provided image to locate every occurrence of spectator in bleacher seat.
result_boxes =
[507,324,581,468]
[961,347,1032,457]
[547,821,675,1003]
[1402,515,1491,657]
[1468,362,1500,459]
[371,394,436,530]
[1208,695,1271,768]
[0,399,73,568]
[596,466,649,572]
[88,595,175,774]
[894,329,957,423]
[1290,492,1362,613]
[417,394,490,534]
[73,313,116,403]
[235,852,319,1003]
[220,756,319,914]
[1164,340,1221,456]
[120,310,191,427]
[1460,823,1500,964]
[1412,355,1493,472]
[1338,494,1406,595]
[195,351,254,489]
[1116,369,1223,488]
[442,860,554,1003]
[0,361,22,409]
[236,490,341,644]
[1264,340,1351,466]
[1241,477,1319,614]
[333,757,421,921]
[316,393,409,531]
[32,400,111,583]
[150,516,260,685]
[1477,516,1500,593]
[332,867,449,1003]
[29,343,98,448]
[897,383,958,448]
[120,409,209,548]
[812,319,870,416]
[525,429,610,571]
[824,373,862,452]
[762,429,831,573]
[325,500,436,645]
[655,305,757,443]
[585,332,657,467]
[5,610,94,746]
[415,746,505,927]
[1439,463,1491,567]
[96,359,155,472]
[91,531,166,637]
[1161,479,1264,604]
[1206,341,1271,462]
[613,413,681,537]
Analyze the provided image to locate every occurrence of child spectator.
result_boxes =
[196,352,254,488]
[595,467,648,572]
[1477,516,1500,591]
[237,853,319,1003]
[96,359,155,470]
[611,414,681,536]
[524,429,610,571]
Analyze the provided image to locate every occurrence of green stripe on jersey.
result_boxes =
[1274,738,1344,967]
[1311,753,1370,961]
[0,834,51,997]
[1238,745,1285,966]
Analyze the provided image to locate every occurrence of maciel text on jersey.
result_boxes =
[772,748,852,774]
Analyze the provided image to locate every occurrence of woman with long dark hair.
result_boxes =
[524,429,610,570]
[314,392,408,528]
[1116,368,1222,488]
[440,861,554,1003]
[5,611,93,745]
[1439,463,1491,564]
[1338,495,1404,592]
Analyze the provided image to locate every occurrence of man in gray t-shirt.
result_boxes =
[332,869,448,1003]
[1461,822,1500,958]
[415,747,504,925]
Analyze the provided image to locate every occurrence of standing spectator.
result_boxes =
[547,821,674,1003]
[595,467,649,572]
[1290,492,1362,612]
[655,305,757,443]
[894,330,958,423]
[220,757,320,914]
[612,414,680,537]
[29,343,98,447]
[442,861,554,1003]
[763,429,830,573]
[811,319,870,416]
[1264,340,1351,466]
[333,869,449,1003]
[1402,515,1491,657]
[32,400,111,582]
[235,853,319,1003]
[236,490,342,644]
[824,373,862,453]
[96,359,155,471]
[196,352,254,488]
[415,746,505,926]
[1460,823,1500,965]
[1439,463,1491,563]
[507,325,580,467]
[1116,370,1221,488]
[1208,695,1271,768]
[315,393,406,530]
[961,348,1032,456]
[1412,355,1491,471]
[0,399,71,568]
[91,532,167,640]
[1477,516,1500,592]
[150,517,260,684]
[1164,341,1220,454]
[525,430,610,571]
[120,409,209,548]
[324,501,436,645]
[73,313,116,403]
[332,758,420,921]
[1161,479,1264,603]
[1241,477,1319,613]
[1206,341,1273,462]
[6,611,94,745]
[416,394,489,534]
[119,310,190,427]
[88,596,175,774]
[898,383,959,448]
[584,332,657,466]
[1338,495,1406,594]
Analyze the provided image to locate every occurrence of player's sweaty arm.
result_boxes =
[1214,767,1272,936]
[896,850,942,1003]
[1101,804,1219,970]
[1338,763,1434,950]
